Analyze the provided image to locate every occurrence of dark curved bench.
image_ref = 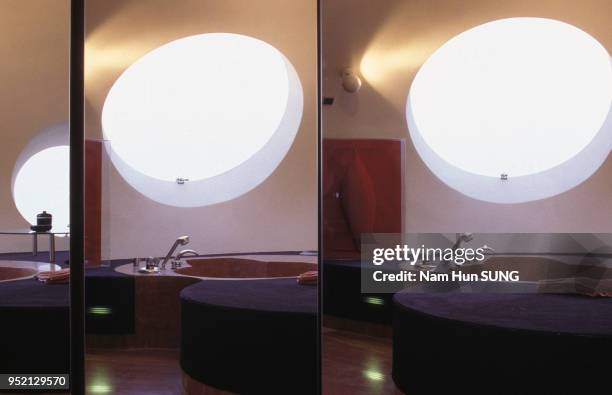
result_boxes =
[0,256,135,375]
[0,279,69,374]
[180,278,317,394]
[392,292,612,394]
[323,259,395,323]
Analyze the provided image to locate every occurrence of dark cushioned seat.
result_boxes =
[392,292,612,394]
[323,259,394,323]
[180,278,317,394]
[0,280,69,374]
[0,254,135,374]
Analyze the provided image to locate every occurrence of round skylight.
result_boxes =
[12,123,70,230]
[102,33,303,207]
[407,18,612,203]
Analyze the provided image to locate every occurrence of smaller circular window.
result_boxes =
[407,18,612,203]
[102,33,303,207]
[12,123,70,230]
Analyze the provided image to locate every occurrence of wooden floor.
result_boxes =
[84,330,403,395]
[322,327,404,395]
[0,349,181,395]
[85,349,182,395]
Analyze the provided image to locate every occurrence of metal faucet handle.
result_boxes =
[171,259,183,269]
[144,256,155,270]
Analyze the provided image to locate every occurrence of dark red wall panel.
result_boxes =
[323,139,404,260]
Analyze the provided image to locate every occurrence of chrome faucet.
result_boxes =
[176,249,198,259]
[172,249,199,269]
[161,236,190,268]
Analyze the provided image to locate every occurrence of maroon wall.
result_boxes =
[322,139,404,259]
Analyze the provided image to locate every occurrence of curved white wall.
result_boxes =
[86,0,317,259]
[323,0,612,233]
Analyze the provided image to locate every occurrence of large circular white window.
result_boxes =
[407,18,612,203]
[12,122,70,231]
[102,33,303,207]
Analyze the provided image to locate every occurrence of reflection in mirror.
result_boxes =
[322,0,612,394]
[0,0,70,391]
[85,1,317,394]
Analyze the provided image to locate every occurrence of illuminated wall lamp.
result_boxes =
[341,68,362,93]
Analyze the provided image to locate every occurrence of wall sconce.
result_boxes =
[341,68,362,93]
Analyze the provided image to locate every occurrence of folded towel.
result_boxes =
[37,268,70,284]
[297,270,318,285]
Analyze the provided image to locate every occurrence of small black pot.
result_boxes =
[31,211,52,232]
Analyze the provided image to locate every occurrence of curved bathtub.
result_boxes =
[454,254,612,294]
[114,254,317,280]
[105,254,317,350]
[394,254,612,293]
[175,257,316,279]
[460,254,611,280]
[0,261,61,283]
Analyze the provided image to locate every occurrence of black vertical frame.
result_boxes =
[69,0,85,394]
[316,0,323,393]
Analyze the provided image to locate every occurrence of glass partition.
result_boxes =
[321,0,612,393]
[0,0,70,392]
